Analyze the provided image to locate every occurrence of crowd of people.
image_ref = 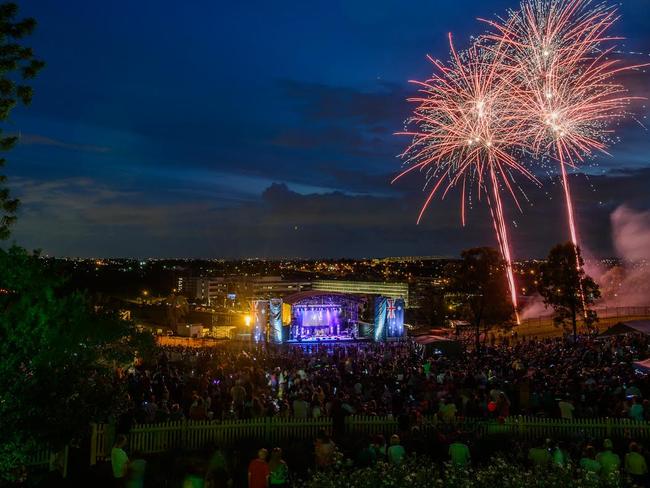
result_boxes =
[104,332,650,486]
[110,429,650,487]
[116,332,650,431]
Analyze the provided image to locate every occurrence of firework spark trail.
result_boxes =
[482,0,646,315]
[488,163,521,324]
[558,140,588,313]
[395,36,537,324]
[397,0,645,325]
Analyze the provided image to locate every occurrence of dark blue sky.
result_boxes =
[6,0,650,258]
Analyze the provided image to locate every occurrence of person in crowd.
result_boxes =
[292,394,309,418]
[596,439,620,478]
[438,398,457,422]
[387,434,406,465]
[248,448,270,488]
[625,442,648,484]
[372,434,387,462]
[111,435,130,487]
[528,439,552,469]
[552,440,570,468]
[314,429,336,468]
[268,447,289,487]
[629,396,644,421]
[357,436,377,467]
[579,445,601,475]
[496,391,510,418]
[206,447,231,488]
[448,438,471,468]
[182,461,206,488]
[189,396,207,420]
[126,451,146,488]
[558,395,575,420]
[231,381,247,418]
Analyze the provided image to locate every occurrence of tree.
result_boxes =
[451,247,513,351]
[414,283,448,328]
[537,242,600,341]
[166,293,189,328]
[0,3,45,239]
[0,247,155,481]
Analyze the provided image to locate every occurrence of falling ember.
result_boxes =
[394,35,537,324]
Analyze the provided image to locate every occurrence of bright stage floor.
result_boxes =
[284,335,369,344]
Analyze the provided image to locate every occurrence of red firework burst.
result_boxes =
[396,0,646,325]
[483,0,647,313]
[395,36,537,323]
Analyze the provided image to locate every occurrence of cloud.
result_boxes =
[7,163,650,259]
[279,79,410,127]
[271,126,366,151]
[17,133,110,153]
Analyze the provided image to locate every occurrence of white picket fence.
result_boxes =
[26,445,69,477]
[89,415,650,465]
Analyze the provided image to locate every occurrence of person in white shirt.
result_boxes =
[111,434,130,486]
[558,396,575,419]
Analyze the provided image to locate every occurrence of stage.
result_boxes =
[251,290,406,344]
[284,335,369,344]
[284,291,362,342]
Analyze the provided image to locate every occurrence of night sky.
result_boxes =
[6,0,650,258]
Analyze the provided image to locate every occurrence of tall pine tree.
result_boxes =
[0,3,44,239]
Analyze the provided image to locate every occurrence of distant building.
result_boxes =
[230,276,312,301]
[177,276,228,305]
[311,280,410,307]
[251,276,312,298]
[176,323,204,338]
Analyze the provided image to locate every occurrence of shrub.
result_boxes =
[302,456,623,488]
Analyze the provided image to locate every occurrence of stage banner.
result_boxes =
[252,300,267,343]
[269,298,284,344]
[282,302,292,325]
[387,298,405,338]
[374,296,406,341]
[374,297,387,341]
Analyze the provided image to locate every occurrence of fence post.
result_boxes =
[62,445,69,478]
[89,423,98,466]
[606,418,612,438]
[182,419,189,450]
[264,416,270,443]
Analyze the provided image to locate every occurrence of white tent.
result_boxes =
[633,358,650,373]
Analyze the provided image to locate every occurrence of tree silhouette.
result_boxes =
[166,293,189,328]
[0,247,154,480]
[537,242,600,341]
[0,3,44,239]
[451,247,513,351]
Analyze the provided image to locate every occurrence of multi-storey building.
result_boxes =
[311,280,410,307]
[229,276,312,301]
[177,276,228,305]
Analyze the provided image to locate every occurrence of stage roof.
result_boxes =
[601,320,650,336]
[414,334,455,344]
[283,290,363,305]
[633,358,650,373]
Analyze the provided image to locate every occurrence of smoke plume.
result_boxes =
[521,205,650,319]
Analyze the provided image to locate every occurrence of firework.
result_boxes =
[483,0,631,239]
[397,0,645,325]
[395,36,537,323]
[483,0,645,312]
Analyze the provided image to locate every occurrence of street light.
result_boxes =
[244,314,252,327]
